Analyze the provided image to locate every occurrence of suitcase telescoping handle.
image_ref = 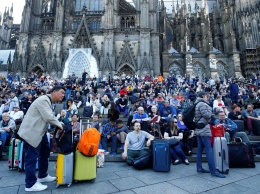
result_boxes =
[79,119,82,139]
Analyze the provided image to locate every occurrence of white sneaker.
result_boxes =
[37,174,56,183]
[25,182,48,192]
[105,151,110,155]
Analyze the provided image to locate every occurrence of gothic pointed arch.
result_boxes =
[117,64,135,76]
[192,61,208,80]
[117,40,136,70]
[29,41,47,72]
[217,61,229,77]
[140,52,151,75]
[71,8,100,65]
[103,53,112,72]
[168,62,185,76]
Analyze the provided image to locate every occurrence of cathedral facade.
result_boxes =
[10,0,161,79]
[1,0,260,79]
[161,0,260,80]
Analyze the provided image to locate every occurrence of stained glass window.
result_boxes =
[75,0,103,11]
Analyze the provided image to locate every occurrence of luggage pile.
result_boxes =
[8,133,50,172]
[55,119,101,188]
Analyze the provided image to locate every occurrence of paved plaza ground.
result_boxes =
[0,161,259,194]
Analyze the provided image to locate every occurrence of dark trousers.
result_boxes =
[127,149,148,165]
[24,133,50,188]
[101,135,117,152]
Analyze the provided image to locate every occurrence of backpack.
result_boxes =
[77,128,101,156]
[182,101,201,130]
[54,124,73,154]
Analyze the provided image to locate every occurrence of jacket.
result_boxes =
[18,94,62,148]
[194,97,212,137]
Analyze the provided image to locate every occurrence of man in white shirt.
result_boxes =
[10,105,24,121]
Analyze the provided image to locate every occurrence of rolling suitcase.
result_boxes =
[152,140,171,172]
[18,133,51,172]
[213,137,229,174]
[74,120,97,182]
[55,123,75,187]
[56,153,74,187]
[233,120,244,132]
[74,150,97,182]
[8,138,22,169]
[83,106,93,118]
[252,120,260,135]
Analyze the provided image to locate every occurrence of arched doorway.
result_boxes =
[169,63,184,76]
[63,48,99,79]
[30,65,44,78]
[117,64,135,77]
[193,63,206,81]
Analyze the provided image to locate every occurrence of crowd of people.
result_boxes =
[0,71,260,181]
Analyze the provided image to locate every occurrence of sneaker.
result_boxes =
[211,172,226,178]
[120,144,124,150]
[197,169,210,173]
[250,131,254,136]
[184,159,190,165]
[111,151,117,156]
[173,160,180,165]
[105,151,110,155]
[37,175,56,183]
[25,182,48,192]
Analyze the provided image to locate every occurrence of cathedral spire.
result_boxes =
[172,0,175,18]
[10,3,13,17]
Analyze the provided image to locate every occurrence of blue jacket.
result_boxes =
[229,83,239,94]
[159,105,177,117]
[214,118,237,131]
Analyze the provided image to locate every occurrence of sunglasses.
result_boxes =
[174,121,178,123]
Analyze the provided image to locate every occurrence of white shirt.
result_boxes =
[10,110,24,120]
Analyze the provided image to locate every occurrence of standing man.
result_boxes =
[18,86,65,192]
[229,78,239,104]
[122,122,154,165]
[194,92,226,178]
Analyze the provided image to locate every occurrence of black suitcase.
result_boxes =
[233,120,244,132]
[228,142,255,168]
[252,120,260,135]
[83,106,93,117]
[152,140,171,172]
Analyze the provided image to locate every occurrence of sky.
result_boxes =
[0,0,25,24]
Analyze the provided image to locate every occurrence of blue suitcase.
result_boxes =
[152,140,171,172]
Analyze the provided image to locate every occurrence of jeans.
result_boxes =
[0,131,12,155]
[169,142,187,162]
[127,149,148,165]
[196,136,217,174]
[65,89,72,100]
[101,135,117,152]
[117,105,128,115]
[24,133,50,188]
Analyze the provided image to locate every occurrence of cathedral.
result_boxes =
[8,0,161,79]
[0,0,260,79]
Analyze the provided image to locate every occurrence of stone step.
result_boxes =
[1,152,260,163]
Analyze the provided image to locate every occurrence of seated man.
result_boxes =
[0,112,16,158]
[159,101,177,122]
[228,104,243,120]
[116,94,128,117]
[101,118,117,155]
[87,94,100,117]
[242,104,260,135]
[116,120,129,149]
[73,92,84,109]
[132,107,150,132]
[10,105,24,122]
[215,111,249,143]
[122,122,154,165]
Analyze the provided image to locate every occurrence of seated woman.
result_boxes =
[213,95,229,115]
[58,110,70,125]
[149,105,162,138]
[108,102,120,121]
[100,95,110,117]
[177,113,196,156]
[66,99,78,122]
[164,118,189,165]
[71,114,80,134]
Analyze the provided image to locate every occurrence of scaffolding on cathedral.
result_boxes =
[241,47,260,78]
